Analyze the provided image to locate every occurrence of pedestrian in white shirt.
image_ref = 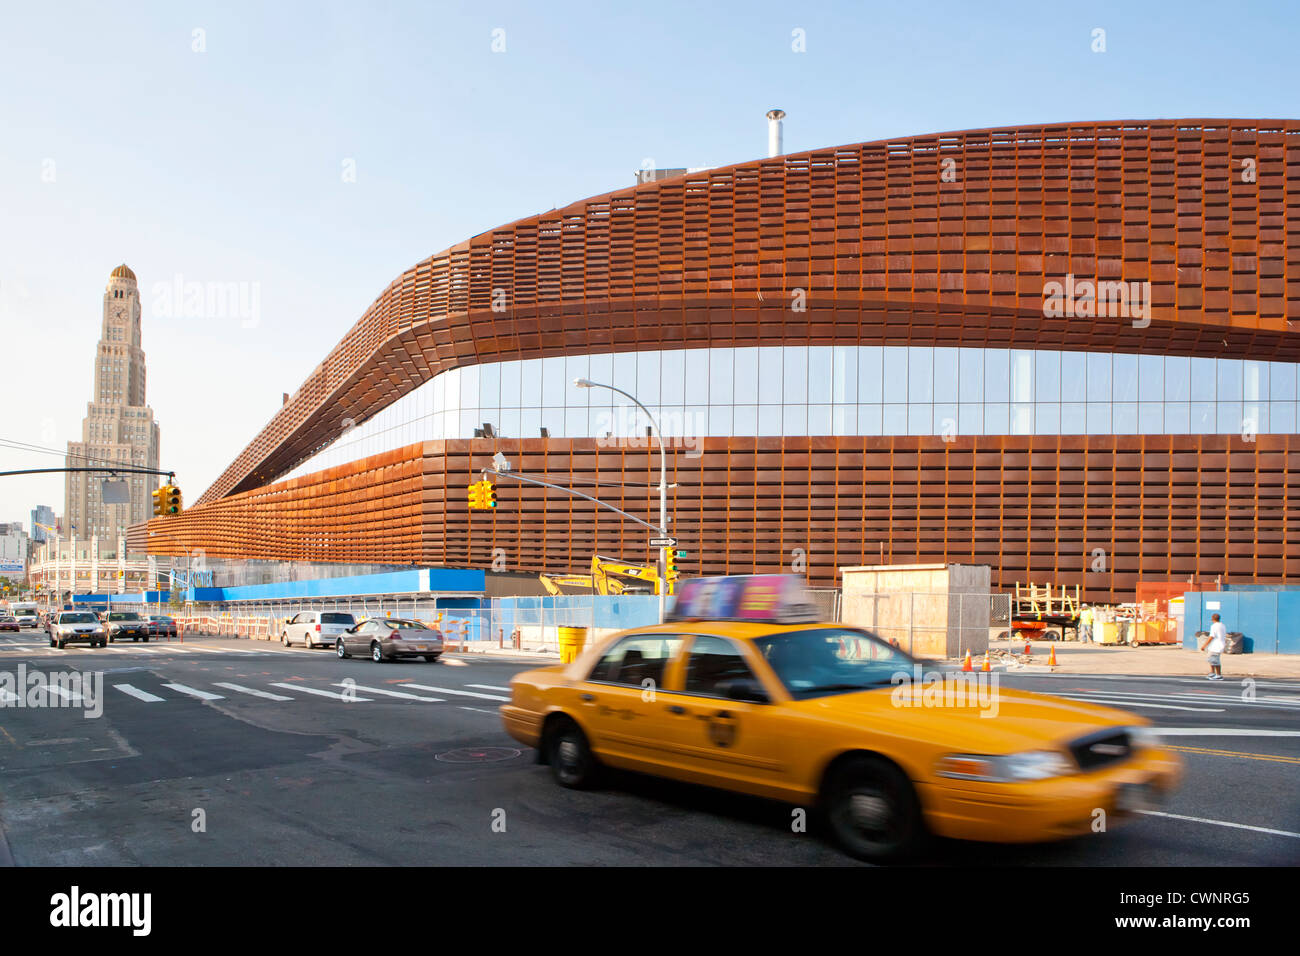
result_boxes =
[1199,613,1227,680]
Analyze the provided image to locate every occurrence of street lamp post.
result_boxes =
[574,378,669,624]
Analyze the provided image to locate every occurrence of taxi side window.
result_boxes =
[683,635,756,696]
[588,635,682,687]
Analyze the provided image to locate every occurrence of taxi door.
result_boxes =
[571,632,685,774]
[655,633,805,802]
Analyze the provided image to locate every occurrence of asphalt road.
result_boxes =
[0,632,1295,866]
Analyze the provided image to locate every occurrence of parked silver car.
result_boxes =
[335,618,443,662]
[281,610,357,649]
[49,611,107,649]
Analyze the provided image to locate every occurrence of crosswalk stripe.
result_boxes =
[212,682,294,701]
[1057,694,1224,713]
[269,683,371,702]
[330,683,443,702]
[113,684,165,702]
[467,684,510,692]
[46,686,83,703]
[403,683,509,701]
[162,683,224,701]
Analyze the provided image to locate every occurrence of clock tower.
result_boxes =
[64,264,162,557]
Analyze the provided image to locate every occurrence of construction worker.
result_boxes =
[1079,606,1092,644]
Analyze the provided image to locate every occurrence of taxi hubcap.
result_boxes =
[558,739,579,769]
[849,792,891,832]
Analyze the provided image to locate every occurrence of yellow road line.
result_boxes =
[1168,744,1300,765]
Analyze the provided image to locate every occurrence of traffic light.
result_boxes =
[468,480,498,510]
[467,481,483,509]
[164,484,183,515]
[152,487,165,517]
[483,480,496,509]
[665,548,679,580]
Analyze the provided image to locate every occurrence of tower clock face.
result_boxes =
[112,306,125,321]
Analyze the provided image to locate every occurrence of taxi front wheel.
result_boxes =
[547,718,600,789]
[823,755,926,863]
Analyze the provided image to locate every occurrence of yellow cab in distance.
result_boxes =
[500,574,1183,862]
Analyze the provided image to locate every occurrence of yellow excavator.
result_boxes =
[539,554,674,596]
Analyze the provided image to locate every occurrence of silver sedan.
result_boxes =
[335,618,444,662]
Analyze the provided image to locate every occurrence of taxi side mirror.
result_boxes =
[724,678,769,704]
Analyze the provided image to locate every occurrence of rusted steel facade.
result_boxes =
[149,120,1300,601]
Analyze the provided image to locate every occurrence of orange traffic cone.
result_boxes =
[962,650,972,672]
[1048,644,1058,667]
[981,651,991,672]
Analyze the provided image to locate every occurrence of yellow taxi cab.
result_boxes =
[501,575,1182,862]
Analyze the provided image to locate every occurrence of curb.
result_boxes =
[0,816,14,867]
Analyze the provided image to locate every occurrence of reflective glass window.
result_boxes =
[784,347,809,404]
[612,352,637,403]
[733,405,757,435]
[1061,352,1086,403]
[1011,403,1033,434]
[934,403,958,437]
[758,405,781,435]
[566,355,590,405]
[807,405,832,436]
[1272,402,1297,434]
[1244,361,1267,402]
[1270,362,1296,402]
[1113,354,1138,402]
[709,405,733,437]
[858,348,883,403]
[985,350,1010,403]
[1216,402,1242,434]
[709,349,734,405]
[733,349,758,404]
[831,404,856,435]
[883,347,908,400]
[959,348,984,403]
[1112,402,1138,434]
[1086,353,1111,402]
[588,353,614,394]
[520,407,541,438]
[959,403,983,436]
[442,368,460,410]
[1035,351,1060,403]
[783,404,807,436]
[500,408,521,438]
[685,406,708,443]
[1164,402,1189,434]
[808,347,833,404]
[1138,402,1163,433]
[1035,403,1059,434]
[1138,354,1164,402]
[1011,350,1034,403]
[1165,356,1190,402]
[661,350,685,406]
[883,403,908,433]
[908,404,932,435]
[1216,360,1242,403]
[516,360,539,408]
[857,405,883,435]
[1190,358,1216,401]
[1087,403,1111,434]
[684,350,709,404]
[1243,403,1267,436]
[933,348,959,404]
[984,403,1009,434]
[832,346,858,404]
[1061,402,1086,434]
[758,348,783,402]
[1190,402,1215,433]
[636,352,660,405]
[908,348,933,403]
[565,407,587,437]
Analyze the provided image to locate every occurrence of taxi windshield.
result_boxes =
[754,627,913,699]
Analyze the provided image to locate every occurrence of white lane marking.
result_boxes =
[1057,694,1224,713]
[467,684,510,692]
[459,706,498,715]
[329,683,443,702]
[113,684,165,703]
[440,658,468,667]
[403,683,509,701]
[162,683,224,701]
[1064,688,1300,710]
[269,683,371,702]
[1137,810,1300,840]
[45,686,84,703]
[212,682,294,701]
[1152,728,1300,737]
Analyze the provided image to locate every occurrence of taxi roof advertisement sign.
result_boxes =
[670,574,808,622]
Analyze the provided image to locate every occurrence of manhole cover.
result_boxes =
[435,747,521,763]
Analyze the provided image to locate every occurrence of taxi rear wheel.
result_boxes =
[547,718,599,789]
[823,755,925,863]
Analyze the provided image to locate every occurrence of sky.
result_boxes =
[1,0,1297,527]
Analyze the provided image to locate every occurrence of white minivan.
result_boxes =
[281,611,357,649]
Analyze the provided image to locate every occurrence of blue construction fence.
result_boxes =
[1183,589,1300,654]
[491,595,661,636]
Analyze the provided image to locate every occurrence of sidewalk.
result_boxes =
[977,640,1300,679]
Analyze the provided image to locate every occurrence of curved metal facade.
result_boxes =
[151,119,1300,602]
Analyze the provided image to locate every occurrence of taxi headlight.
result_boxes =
[937,750,1074,783]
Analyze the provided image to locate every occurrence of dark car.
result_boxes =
[105,611,151,642]
[146,615,178,639]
